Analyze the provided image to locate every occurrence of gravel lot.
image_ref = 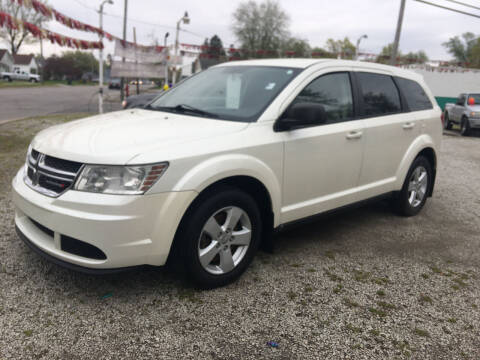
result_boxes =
[0,117,479,359]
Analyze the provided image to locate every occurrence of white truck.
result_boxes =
[1,69,40,83]
[444,93,480,136]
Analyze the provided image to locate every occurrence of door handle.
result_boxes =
[402,122,415,130]
[346,130,363,140]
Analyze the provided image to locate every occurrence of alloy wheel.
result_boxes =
[197,206,252,275]
[407,166,428,208]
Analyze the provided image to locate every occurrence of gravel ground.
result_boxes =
[0,117,479,360]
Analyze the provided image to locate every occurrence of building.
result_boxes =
[0,49,14,72]
[13,54,38,74]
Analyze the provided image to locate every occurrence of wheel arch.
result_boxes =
[395,135,438,197]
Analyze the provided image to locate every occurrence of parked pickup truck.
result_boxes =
[1,70,40,83]
[444,93,480,136]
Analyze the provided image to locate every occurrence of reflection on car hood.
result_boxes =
[32,109,249,164]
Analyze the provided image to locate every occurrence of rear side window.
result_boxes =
[357,72,401,116]
[395,77,433,111]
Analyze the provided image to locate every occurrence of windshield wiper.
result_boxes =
[173,104,219,118]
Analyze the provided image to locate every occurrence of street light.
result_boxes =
[164,32,169,86]
[355,34,368,60]
[98,0,113,114]
[172,11,190,85]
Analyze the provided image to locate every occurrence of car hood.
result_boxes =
[32,109,249,164]
[467,105,480,111]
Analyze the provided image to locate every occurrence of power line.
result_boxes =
[443,0,480,11]
[414,0,480,18]
[68,0,206,39]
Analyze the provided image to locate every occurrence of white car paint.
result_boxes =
[12,59,442,271]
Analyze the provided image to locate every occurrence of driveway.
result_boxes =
[0,116,479,359]
[0,85,124,124]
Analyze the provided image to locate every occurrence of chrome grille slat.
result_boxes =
[24,149,83,197]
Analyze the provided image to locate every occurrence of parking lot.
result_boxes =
[0,116,479,359]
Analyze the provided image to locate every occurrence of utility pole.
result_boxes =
[164,32,169,87]
[173,12,190,85]
[133,27,139,95]
[98,0,113,114]
[390,0,407,66]
[120,0,128,101]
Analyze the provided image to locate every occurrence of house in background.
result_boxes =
[13,54,38,74]
[0,49,14,72]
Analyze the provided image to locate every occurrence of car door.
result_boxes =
[280,71,366,223]
[453,94,466,123]
[354,71,419,194]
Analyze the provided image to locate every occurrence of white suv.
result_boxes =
[12,59,442,288]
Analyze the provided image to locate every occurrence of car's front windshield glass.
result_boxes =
[149,65,301,122]
[469,94,480,103]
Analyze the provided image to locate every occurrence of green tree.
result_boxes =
[325,38,356,59]
[232,0,290,57]
[0,0,49,55]
[310,47,336,59]
[208,35,226,57]
[376,43,428,65]
[442,32,477,64]
[282,37,310,57]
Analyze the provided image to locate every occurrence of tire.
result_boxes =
[460,117,471,136]
[174,186,262,289]
[391,156,432,217]
[29,78,37,83]
[3,76,11,82]
[443,113,452,130]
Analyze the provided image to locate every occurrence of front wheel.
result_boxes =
[174,187,262,289]
[391,156,432,217]
[29,78,37,83]
[460,117,471,136]
[3,76,11,82]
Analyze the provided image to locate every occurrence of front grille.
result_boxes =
[25,149,83,197]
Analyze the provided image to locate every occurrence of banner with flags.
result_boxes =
[0,11,103,49]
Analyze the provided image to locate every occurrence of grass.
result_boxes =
[413,328,430,337]
[368,307,387,317]
[419,294,433,305]
[376,289,386,297]
[333,284,343,294]
[343,297,359,308]
[345,323,363,333]
[377,301,396,310]
[0,79,95,88]
[287,290,297,300]
[352,269,371,282]
[324,268,343,282]
[447,318,457,323]
[23,330,33,337]
[324,250,335,260]
[369,329,380,336]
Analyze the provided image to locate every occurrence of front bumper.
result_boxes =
[469,118,480,128]
[12,168,197,271]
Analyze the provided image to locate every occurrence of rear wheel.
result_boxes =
[29,78,37,83]
[175,186,262,289]
[460,117,471,136]
[3,76,11,82]
[391,156,432,217]
[443,113,452,130]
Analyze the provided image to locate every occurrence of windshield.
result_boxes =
[469,94,480,103]
[149,65,301,122]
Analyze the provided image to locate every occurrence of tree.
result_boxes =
[310,47,336,59]
[202,35,226,58]
[376,43,428,65]
[0,0,49,55]
[282,37,310,57]
[443,32,480,67]
[232,0,290,56]
[43,51,98,80]
[325,37,356,59]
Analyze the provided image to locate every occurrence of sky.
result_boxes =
[2,0,480,60]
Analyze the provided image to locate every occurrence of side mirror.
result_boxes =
[275,102,327,131]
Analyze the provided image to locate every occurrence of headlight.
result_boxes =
[74,163,168,195]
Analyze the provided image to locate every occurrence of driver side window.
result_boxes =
[292,72,354,124]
